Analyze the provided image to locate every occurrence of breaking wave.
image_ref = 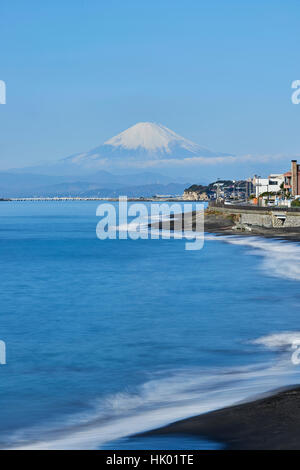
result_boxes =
[8,356,300,450]
[251,332,300,350]
[205,234,300,282]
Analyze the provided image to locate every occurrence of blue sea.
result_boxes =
[1,201,300,449]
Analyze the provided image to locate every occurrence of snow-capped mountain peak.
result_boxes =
[8,122,233,182]
[42,121,233,175]
[104,122,200,154]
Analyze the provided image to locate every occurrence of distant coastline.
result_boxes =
[1,197,185,202]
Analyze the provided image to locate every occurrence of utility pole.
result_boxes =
[216,183,220,202]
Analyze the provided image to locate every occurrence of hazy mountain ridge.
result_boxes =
[0,122,231,196]
[78,183,188,198]
[0,170,190,197]
[3,182,188,198]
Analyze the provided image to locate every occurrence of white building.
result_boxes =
[252,174,284,197]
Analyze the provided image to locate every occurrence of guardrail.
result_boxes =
[209,201,300,212]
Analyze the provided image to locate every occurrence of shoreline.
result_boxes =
[0,197,185,202]
[203,208,300,242]
[150,209,300,242]
[205,225,300,243]
[139,385,300,449]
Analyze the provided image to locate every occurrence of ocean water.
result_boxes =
[1,201,300,449]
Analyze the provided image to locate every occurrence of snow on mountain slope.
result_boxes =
[62,122,232,169]
[104,122,200,153]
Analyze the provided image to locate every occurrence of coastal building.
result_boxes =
[284,160,300,197]
[252,174,284,197]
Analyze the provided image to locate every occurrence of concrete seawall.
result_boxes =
[208,205,300,229]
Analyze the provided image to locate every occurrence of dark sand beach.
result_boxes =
[150,209,300,242]
[142,386,300,450]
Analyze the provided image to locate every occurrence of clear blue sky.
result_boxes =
[0,0,299,175]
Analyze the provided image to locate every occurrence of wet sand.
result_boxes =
[141,386,300,449]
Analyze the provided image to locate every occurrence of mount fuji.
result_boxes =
[2,123,233,196]
[16,122,232,177]
[61,122,231,172]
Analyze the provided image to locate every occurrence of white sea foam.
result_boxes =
[117,213,300,281]
[205,234,300,282]
[9,358,299,450]
[251,332,300,350]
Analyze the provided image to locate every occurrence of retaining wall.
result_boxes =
[209,205,300,228]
